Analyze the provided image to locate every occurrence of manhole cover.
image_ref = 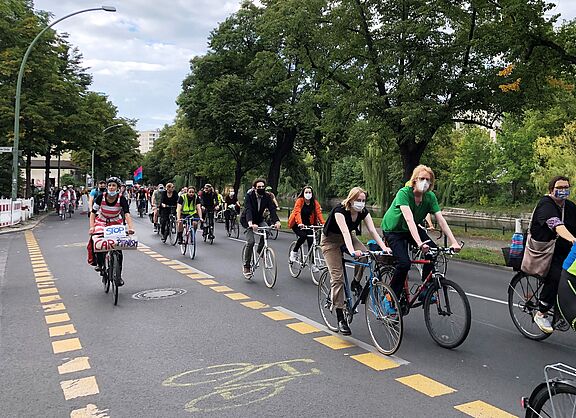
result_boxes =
[132,288,187,300]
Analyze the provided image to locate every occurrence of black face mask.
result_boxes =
[256,188,265,196]
[99,187,106,192]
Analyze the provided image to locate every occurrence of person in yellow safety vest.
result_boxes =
[176,186,203,245]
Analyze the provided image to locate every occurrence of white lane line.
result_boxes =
[228,237,246,243]
[464,292,507,305]
[274,306,410,366]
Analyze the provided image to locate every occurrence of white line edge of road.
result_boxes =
[274,306,411,366]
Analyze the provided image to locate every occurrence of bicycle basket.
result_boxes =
[501,247,522,271]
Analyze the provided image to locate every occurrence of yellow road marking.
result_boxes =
[30,257,44,261]
[178,269,199,275]
[60,376,100,400]
[49,324,77,337]
[52,337,82,354]
[224,292,250,301]
[162,260,179,265]
[33,267,49,273]
[313,335,355,350]
[351,353,400,371]
[35,271,53,278]
[38,287,58,295]
[187,273,206,279]
[35,276,54,283]
[40,294,61,304]
[241,301,270,310]
[454,401,518,418]
[262,310,294,321]
[155,257,169,261]
[198,279,218,286]
[169,265,190,270]
[37,282,56,289]
[70,404,110,417]
[149,254,163,258]
[31,261,46,266]
[396,374,456,397]
[58,357,91,375]
[43,303,66,313]
[286,322,321,334]
[45,313,70,324]
[210,285,233,292]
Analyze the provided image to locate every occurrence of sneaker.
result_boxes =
[289,251,299,263]
[94,265,102,272]
[243,266,252,279]
[116,278,124,287]
[311,265,320,273]
[383,296,397,316]
[418,283,437,304]
[534,312,553,334]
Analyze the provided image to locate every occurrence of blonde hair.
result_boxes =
[342,187,367,210]
[409,165,435,191]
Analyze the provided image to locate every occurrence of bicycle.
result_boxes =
[202,209,216,245]
[409,226,448,275]
[137,198,146,218]
[523,363,576,418]
[241,226,277,288]
[180,216,201,260]
[161,206,177,245]
[317,250,402,355]
[225,207,240,239]
[58,201,67,221]
[214,209,225,223]
[288,225,325,285]
[508,271,572,340]
[378,244,471,349]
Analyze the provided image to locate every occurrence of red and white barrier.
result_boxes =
[0,198,32,228]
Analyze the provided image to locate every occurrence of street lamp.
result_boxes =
[91,123,123,186]
[11,6,117,200]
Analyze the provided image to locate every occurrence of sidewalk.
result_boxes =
[0,212,50,235]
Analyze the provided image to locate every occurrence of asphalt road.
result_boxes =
[0,207,574,418]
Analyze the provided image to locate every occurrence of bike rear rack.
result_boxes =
[543,363,576,418]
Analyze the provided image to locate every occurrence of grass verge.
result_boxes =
[457,247,505,266]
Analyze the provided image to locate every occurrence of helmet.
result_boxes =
[265,186,272,192]
[158,183,165,191]
[106,176,122,187]
[204,183,212,189]
[68,185,73,188]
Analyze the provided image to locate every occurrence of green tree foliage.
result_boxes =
[533,122,576,192]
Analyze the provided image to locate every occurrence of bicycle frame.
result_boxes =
[250,227,271,271]
[340,254,378,320]
[297,226,323,267]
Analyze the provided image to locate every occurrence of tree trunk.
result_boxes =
[397,139,429,182]
[25,150,31,198]
[233,158,243,197]
[267,127,297,193]
[44,149,51,208]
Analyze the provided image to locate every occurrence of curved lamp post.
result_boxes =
[91,123,123,184]
[11,6,117,199]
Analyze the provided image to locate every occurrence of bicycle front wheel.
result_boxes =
[526,381,576,418]
[271,228,279,240]
[189,229,196,260]
[508,272,551,341]
[310,245,325,286]
[424,278,471,349]
[288,241,303,278]
[317,269,338,332]
[110,251,121,306]
[180,230,189,256]
[365,281,403,355]
[262,247,277,288]
[169,219,177,246]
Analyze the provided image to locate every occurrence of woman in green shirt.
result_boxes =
[382,165,460,298]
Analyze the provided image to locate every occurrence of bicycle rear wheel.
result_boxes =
[508,272,551,341]
[288,241,304,278]
[271,228,278,240]
[109,252,121,306]
[233,218,240,239]
[424,278,471,349]
[318,269,338,332]
[525,381,576,418]
[262,247,277,288]
[365,281,403,355]
[310,245,325,286]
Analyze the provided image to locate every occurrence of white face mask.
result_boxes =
[304,193,313,200]
[229,192,235,196]
[417,179,430,192]
[352,201,365,211]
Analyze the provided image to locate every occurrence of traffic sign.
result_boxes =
[0,147,13,153]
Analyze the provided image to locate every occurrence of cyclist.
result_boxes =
[135,186,147,215]
[224,188,241,232]
[241,178,281,278]
[382,165,460,301]
[321,186,390,335]
[89,176,135,286]
[89,180,107,212]
[560,242,576,331]
[159,183,178,242]
[68,185,77,212]
[528,175,576,333]
[266,186,280,211]
[151,184,164,232]
[288,186,325,267]
[176,186,203,244]
[58,186,71,216]
[200,184,220,240]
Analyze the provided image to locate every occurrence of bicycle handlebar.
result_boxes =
[299,225,324,230]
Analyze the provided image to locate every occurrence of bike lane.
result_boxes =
[0,214,518,417]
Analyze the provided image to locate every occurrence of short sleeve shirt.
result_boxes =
[381,186,441,233]
[323,204,368,236]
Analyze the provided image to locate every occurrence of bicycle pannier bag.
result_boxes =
[521,235,556,277]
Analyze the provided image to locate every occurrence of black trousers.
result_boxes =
[539,253,564,312]
[384,229,437,298]
[292,225,313,252]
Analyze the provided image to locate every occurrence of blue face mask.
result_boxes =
[108,190,118,197]
[555,189,570,200]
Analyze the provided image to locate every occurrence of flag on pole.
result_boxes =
[134,166,143,181]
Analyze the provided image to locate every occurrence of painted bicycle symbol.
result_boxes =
[162,358,321,413]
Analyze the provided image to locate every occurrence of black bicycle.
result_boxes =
[161,206,178,245]
[225,206,240,239]
[102,249,121,305]
[523,363,576,418]
[203,209,216,245]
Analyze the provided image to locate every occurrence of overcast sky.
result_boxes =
[32,1,576,132]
